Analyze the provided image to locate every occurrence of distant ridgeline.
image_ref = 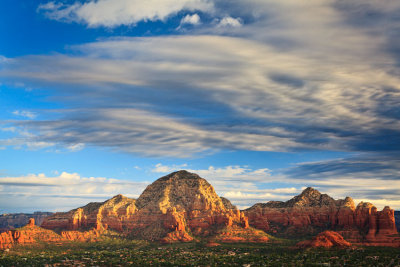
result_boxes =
[395,211,400,232]
[0,212,53,232]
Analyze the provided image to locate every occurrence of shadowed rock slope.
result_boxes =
[245,187,400,247]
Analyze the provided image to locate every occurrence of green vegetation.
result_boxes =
[1,238,399,266]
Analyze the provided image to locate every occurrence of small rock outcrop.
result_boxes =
[296,231,351,248]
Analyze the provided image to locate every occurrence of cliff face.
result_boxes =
[245,187,400,247]
[0,212,53,232]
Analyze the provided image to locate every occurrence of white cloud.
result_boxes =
[217,16,242,27]
[180,13,201,25]
[0,172,149,212]
[12,110,37,119]
[38,0,213,27]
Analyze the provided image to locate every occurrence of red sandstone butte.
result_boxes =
[296,231,351,248]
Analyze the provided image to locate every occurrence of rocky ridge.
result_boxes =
[245,187,400,246]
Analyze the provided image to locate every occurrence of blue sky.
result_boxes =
[1,0,400,212]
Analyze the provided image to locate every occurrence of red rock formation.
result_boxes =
[245,187,400,247]
[41,171,262,243]
[296,231,351,248]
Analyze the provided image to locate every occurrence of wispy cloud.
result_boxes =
[2,30,400,156]
[4,107,297,157]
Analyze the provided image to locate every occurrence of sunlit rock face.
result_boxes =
[245,187,400,247]
[296,230,351,248]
